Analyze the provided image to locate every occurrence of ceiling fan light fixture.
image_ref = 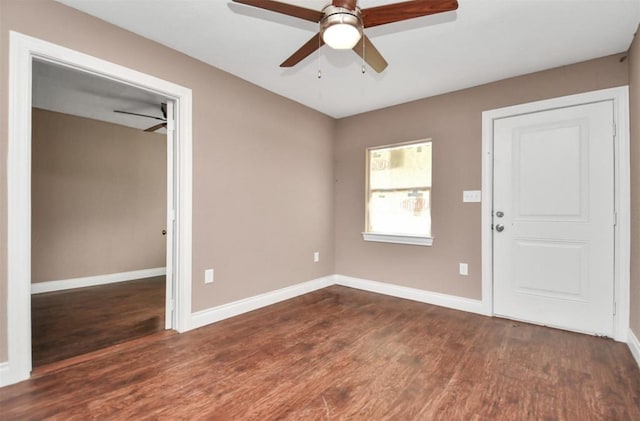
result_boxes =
[320,7,362,50]
[323,23,361,49]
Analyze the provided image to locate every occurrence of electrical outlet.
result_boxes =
[205,268,214,284]
[459,263,468,276]
[314,252,320,263]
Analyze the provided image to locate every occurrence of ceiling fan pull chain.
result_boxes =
[361,35,366,75]
[318,34,322,79]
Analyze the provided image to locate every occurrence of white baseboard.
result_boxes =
[31,267,167,294]
[629,329,640,369]
[0,362,15,388]
[334,274,488,315]
[188,274,487,332]
[187,275,335,331]
[0,361,26,387]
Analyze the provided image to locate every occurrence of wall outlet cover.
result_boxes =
[459,263,468,276]
[463,190,482,203]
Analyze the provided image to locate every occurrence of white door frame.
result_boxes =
[481,86,630,342]
[165,101,176,330]
[2,32,193,386]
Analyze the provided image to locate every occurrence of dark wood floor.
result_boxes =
[31,276,165,367]
[3,285,639,419]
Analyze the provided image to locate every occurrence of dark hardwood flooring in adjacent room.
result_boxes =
[31,276,165,367]
[4,285,639,420]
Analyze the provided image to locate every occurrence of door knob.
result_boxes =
[495,224,504,232]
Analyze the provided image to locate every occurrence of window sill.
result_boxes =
[362,232,434,246]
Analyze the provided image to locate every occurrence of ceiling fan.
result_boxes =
[113,103,167,132]
[232,0,459,73]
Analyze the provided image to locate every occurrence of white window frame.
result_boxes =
[362,139,434,246]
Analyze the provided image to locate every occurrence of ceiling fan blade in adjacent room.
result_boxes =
[144,123,167,132]
[161,103,167,119]
[114,110,166,121]
[280,33,324,67]
[362,0,458,28]
[352,35,388,73]
[232,0,323,23]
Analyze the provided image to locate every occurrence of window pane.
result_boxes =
[369,142,431,190]
[366,140,432,238]
[368,189,431,236]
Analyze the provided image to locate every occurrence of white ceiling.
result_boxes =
[33,59,168,132]
[50,0,640,119]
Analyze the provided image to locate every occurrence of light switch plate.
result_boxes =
[463,190,482,203]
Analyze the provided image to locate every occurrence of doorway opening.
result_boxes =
[4,31,193,386]
[30,60,172,367]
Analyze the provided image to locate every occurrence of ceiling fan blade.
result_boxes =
[280,33,324,67]
[362,0,458,28]
[114,110,166,121]
[144,123,167,133]
[161,103,167,119]
[232,0,323,23]
[332,0,357,10]
[352,35,388,73]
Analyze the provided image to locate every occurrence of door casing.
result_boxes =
[481,86,630,342]
[3,31,193,386]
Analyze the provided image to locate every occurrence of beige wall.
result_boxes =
[334,54,628,299]
[0,0,336,362]
[630,26,640,337]
[31,108,166,283]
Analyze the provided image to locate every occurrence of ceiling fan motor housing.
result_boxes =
[320,5,363,49]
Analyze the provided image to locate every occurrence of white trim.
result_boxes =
[4,31,193,387]
[334,275,487,315]
[0,362,10,387]
[165,101,175,330]
[481,86,630,342]
[187,276,335,331]
[362,233,434,246]
[4,31,33,389]
[612,89,631,343]
[480,114,494,316]
[628,329,640,369]
[31,267,167,295]
[174,75,193,335]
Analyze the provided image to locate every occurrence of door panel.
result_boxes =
[516,125,586,218]
[513,239,587,300]
[493,100,614,336]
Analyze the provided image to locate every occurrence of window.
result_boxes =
[363,139,433,246]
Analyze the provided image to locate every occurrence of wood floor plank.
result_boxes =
[2,285,639,420]
[31,276,166,367]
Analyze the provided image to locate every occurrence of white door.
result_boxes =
[493,100,615,336]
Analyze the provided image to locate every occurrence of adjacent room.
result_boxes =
[1,0,639,419]
[30,60,169,367]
